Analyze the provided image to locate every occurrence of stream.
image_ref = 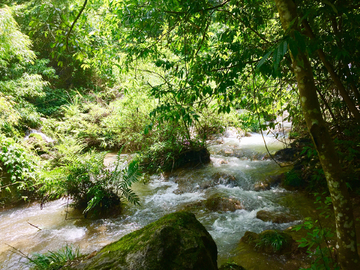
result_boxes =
[0,129,310,269]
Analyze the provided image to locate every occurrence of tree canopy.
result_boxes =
[1,0,360,268]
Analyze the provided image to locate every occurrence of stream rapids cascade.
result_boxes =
[0,129,306,270]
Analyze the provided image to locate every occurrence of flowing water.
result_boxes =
[0,129,309,269]
[24,129,54,143]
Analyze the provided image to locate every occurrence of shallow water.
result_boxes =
[0,129,306,269]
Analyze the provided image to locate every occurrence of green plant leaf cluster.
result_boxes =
[0,134,38,195]
[39,151,140,216]
[27,244,81,270]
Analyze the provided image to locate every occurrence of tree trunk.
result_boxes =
[273,0,360,269]
[301,19,360,120]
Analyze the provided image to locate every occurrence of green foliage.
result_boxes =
[0,134,37,194]
[254,230,289,253]
[194,106,244,139]
[0,6,54,137]
[15,0,118,88]
[294,195,339,270]
[39,151,140,216]
[38,89,154,151]
[0,6,35,64]
[284,169,305,188]
[0,6,48,99]
[0,95,20,136]
[139,139,185,173]
[236,110,262,133]
[28,244,81,270]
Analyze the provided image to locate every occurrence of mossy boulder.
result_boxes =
[66,212,218,270]
[204,196,243,212]
[256,210,297,223]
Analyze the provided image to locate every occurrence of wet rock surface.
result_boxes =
[66,212,218,270]
[202,172,238,189]
[254,174,284,191]
[183,195,243,212]
[172,172,238,194]
[256,210,297,223]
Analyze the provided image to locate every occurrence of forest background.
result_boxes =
[1,0,360,269]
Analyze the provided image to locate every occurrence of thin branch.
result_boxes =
[194,16,212,57]
[210,61,258,72]
[251,67,284,168]
[301,18,360,120]
[219,9,271,45]
[163,0,231,15]
[138,69,167,82]
[0,182,20,189]
[66,0,88,53]
[5,244,33,262]
[27,221,42,231]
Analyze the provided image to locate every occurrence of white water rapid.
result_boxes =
[0,129,304,269]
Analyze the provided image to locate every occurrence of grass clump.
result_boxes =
[27,245,81,270]
[255,230,289,253]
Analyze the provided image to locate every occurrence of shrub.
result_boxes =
[284,169,305,188]
[0,134,38,203]
[39,151,140,217]
[294,196,339,270]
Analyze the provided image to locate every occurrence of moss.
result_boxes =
[68,211,217,270]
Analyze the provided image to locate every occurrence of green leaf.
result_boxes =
[294,30,306,53]
[256,50,272,71]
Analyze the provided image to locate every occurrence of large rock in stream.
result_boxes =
[183,194,243,212]
[256,210,297,223]
[66,212,218,270]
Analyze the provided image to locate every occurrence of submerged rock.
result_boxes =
[184,195,243,212]
[205,196,243,212]
[254,174,284,191]
[66,212,218,270]
[256,210,297,224]
[199,172,238,189]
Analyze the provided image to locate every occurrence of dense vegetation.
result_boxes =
[1,0,360,269]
